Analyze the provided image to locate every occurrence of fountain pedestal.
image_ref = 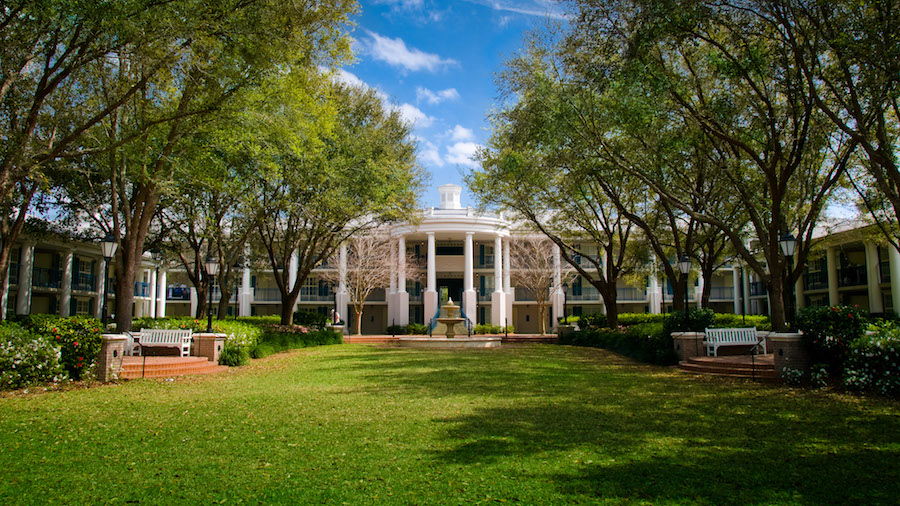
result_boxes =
[398,298,501,349]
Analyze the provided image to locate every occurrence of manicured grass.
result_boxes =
[1,345,898,504]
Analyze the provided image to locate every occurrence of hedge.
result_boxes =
[16,315,103,380]
[560,322,677,366]
[0,323,66,390]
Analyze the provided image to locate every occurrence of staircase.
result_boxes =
[120,356,228,379]
[678,354,777,381]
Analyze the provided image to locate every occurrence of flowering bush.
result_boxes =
[796,305,867,375]
[0,323,65,390]
[842,322,900,398]
[781,367,805,386]
[18,315,103,380]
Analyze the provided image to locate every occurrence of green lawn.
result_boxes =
[1,344,898,504]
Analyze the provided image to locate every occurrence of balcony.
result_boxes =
[568,288,601,302]
[573,255,600,267]
[477,291,492,302]
[881,261,891,283]
[749,282,767,296]
[616,287,646,301]
[32,267,62,288]
[167,286,191,301]
[73,272,96,292]
[211,287,237,302]
[134,282,150,297]
[299,292,334,302]
[803,271,828,290]
[709,286,734,300]
[476,254,494,268]
[838,265,867,287]
[254,287,282,302]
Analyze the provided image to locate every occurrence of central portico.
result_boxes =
[387,184,512,328]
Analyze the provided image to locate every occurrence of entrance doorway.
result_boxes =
[437,278,463,305]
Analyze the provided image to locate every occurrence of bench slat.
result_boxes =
[703,327,762,357]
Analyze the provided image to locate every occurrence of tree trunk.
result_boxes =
[701,266,715,308]
[538,304,547,335]
[355,307,364,336]
[0,245,13,322]
[217,286,232,320]
[280,293,298,325]
[195,284,208,319]
[667,273,686,312]
[114,258,136,332]
[767,270,787,332]
[602,288,618,326]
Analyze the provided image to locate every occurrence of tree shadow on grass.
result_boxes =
[332,346,900,503]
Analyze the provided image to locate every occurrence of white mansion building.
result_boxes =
[6,185,900,333]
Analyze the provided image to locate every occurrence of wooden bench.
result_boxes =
[703,327,763,357]
[130,329,193,357]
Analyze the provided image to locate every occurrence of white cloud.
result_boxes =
[448,125,474,141]
[464,0,571,20]
[365,31,457,72]
[416,86,460,105]
[418,139,445,167]
[445,142,483,168]
[375,0,423,7]
[396,103,435,128]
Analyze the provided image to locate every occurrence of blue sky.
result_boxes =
[336,0,569,207]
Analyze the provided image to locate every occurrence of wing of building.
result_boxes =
[6,185,900,333]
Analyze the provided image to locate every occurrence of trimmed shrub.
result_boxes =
[578,312,609,328]
[133,317,263,350]
[617,313,666,326]
[293,310,329,328]
[557,315,580,325]
[219,343,250,367]
[0,323,66,390]
[712,314,771,330]
[560,322,676,365]
[796,305,867,375]
[18,315,103,380]
[663,308,715,334]
[386,325,408,335]
[473,324,515,334]
[842,322,900,397]
[406,323,429,335]
[248,327,343,358]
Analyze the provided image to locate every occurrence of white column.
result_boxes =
[157,268,168,318]
[649,274,662,314]
[15,243,35,315]
[503,237,513,327]
[388,239,397,325]
[462,232,476,325]
[551,244,563,325]
[491,235,506,325]
[890,246,900,315]
[94,256,106,320]
[826,246,840,305]
[336,243,349,333]
[732,267,741,314]
[741,267,751,315]
[59,249,74,316]
[696,274,705,307]
[189,286,198,318]
[865,242,884,313]
[148,266,158,318]
[239,263,252,316]
[424,232,437,320]
[396,236,409,325]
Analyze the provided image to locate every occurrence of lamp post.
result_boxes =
[678,255,692,312]
[204,254,219,333]
[100,234,118,328]
[779,232,798,330]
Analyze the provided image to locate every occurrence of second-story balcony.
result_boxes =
[476,254,494,268]
[616,287,646,301]
[838,265,867,287]
[749,282,767,296]
[881,260,891,283]
[254,287,282,302]
[803,271,828,290]
[32,267,62,289]
[134,282,150,297]
[708,286,734,300]
[73,273,96,292]
[167,286,191,301]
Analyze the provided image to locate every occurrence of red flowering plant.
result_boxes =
[17,315,103,380]
[796,305,868,376]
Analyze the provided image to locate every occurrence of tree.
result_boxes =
[53,0,355,331]
[0,0,196,319]
[509,237,575,335]
[321,234,420,335]
[250,81,423,325]
[562,0,855,329]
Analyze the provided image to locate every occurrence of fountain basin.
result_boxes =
[397,336,502,349]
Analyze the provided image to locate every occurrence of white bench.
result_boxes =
[703,327,763,357]
[130,329,193,357]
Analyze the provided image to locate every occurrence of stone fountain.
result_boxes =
[436,298,466,338]
[397,298,501,349]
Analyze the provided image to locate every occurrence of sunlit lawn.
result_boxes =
[1,344,898,504]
